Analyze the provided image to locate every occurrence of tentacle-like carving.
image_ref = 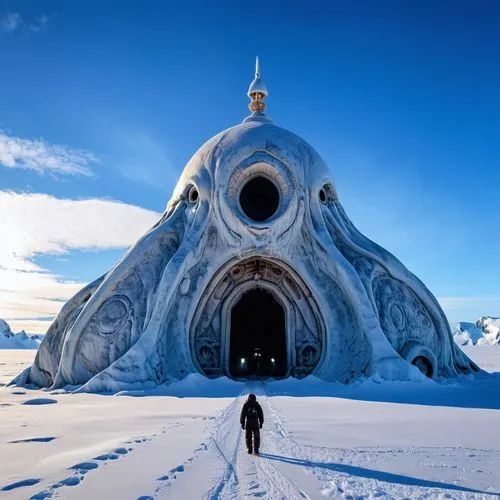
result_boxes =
[51,200,188,387]
[77,199,211,393]
[29,275,106,387]
[17,114,477,391]
[321,200,478,377]
[21,198,190,390]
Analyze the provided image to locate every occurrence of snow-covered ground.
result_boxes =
[1,347,499,499]
[0,319,43,349]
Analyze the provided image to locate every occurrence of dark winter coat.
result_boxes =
[240,400,264,430]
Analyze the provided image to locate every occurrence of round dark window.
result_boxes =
[188,186,199,203]
[239,176,280,222]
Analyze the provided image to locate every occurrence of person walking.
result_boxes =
[240,393,264,455]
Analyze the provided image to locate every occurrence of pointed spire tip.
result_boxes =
[247,56,268,114]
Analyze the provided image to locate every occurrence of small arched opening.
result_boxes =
[411,356,434,378]
[400,342,437,380]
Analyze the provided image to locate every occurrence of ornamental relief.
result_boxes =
[191,258,324,378]
[372,275,440,356]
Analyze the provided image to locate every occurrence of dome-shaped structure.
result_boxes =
[16,62,478,392]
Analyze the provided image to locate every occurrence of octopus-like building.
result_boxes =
[20,60,477,392]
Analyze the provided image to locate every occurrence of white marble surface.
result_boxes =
[22,114,476,392]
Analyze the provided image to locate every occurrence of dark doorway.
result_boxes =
[229,288,287,378]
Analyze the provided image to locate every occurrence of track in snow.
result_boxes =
[17,381,499,500]
[200,381,499,500]
[202,382,311,500]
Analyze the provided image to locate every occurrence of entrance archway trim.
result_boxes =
[189,255,326,378]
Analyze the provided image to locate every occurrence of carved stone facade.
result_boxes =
[19,97,479,392]
[191,258,324,378]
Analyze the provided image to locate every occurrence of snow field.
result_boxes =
[0,347,499,499]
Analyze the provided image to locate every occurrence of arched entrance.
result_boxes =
[190,257,325,379]
[229,288,287,378]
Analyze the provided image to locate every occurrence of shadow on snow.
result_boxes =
[259,453,500,497]
[17,371,500,411]
[262,372,500,411]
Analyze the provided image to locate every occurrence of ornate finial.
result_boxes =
[247,56,268,114]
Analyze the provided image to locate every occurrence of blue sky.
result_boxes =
[0,0,499,332]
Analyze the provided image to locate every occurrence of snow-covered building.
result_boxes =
[21,60,478,391]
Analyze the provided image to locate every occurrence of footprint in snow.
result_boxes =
[22,398,58,406]
[9,436,57,443]
[11,390,26,395]
[31,444,134,499]
[31,460,101,498]
[195,442,208,451]
[1,478,41,492]
[127,437,148,444]
[30,490,51,499]
[94,453,119,460]
[70,462,98,473]
[163,464,185,480]
[60,476,81,487]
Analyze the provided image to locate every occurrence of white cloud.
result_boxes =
[0,191,161,333]
[28,14,48,33]
[1,12,48,34]
[0,131,98,177]
[1,12,22,32]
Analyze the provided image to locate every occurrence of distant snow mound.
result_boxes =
[0,319,43,349]
[453,317,500,346]
[0,319,12,337]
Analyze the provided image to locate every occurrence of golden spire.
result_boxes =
[247,56,268,114]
